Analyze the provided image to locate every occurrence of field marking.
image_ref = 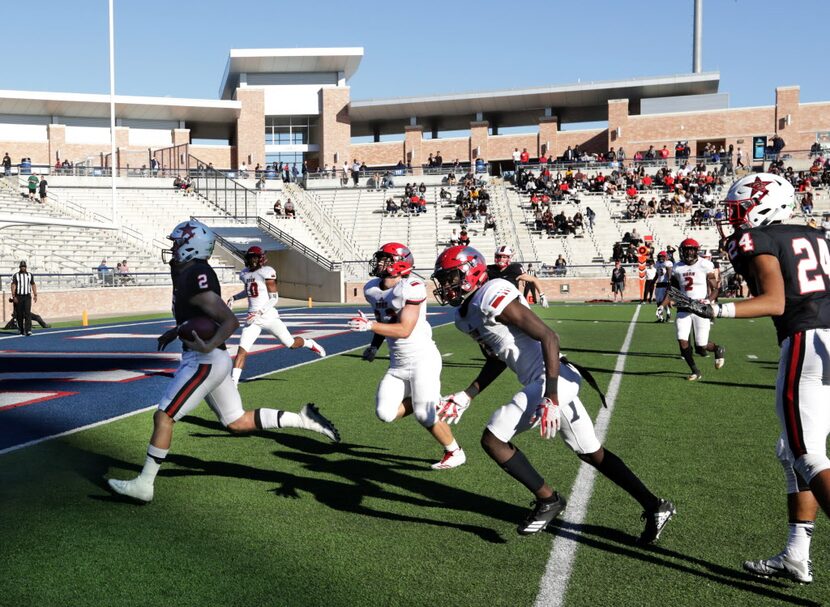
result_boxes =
[535,304,642,607]
[746,354,758,359]
[0,319,454,457]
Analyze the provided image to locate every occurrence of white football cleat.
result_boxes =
[431,448,466,470]
[107,477,154,503]
[299,403,340,442]
[687,372,701,382]
[714,345,726,369]
[743,552,813,584]
[305,338,326,358]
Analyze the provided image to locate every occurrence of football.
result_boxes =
[177,316,218,341]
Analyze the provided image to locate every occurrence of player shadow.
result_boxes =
[549,521,819,606]
[560,346,684,360]
[164,449,512,545]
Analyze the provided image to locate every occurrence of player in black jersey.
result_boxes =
[107,220,339,503]
[486,245,548,307]
[680,173,830,583]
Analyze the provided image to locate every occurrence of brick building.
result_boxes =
[0,47,827,172]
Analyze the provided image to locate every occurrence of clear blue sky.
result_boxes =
[6,0,827,109]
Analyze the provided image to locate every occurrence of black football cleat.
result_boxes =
[517,493,567,535]
[638,498,676,544]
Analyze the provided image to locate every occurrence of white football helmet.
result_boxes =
[720,173,795,236]
[494,245,514,269]
[163,219,215,264]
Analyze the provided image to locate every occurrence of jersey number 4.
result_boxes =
[793,237,830,294]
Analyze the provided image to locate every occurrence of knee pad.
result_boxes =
[694,345,708,357]
[412,400,437,428]
[794,453,830,484]
[375,404,399,424]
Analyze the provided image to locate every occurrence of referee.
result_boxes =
[11,260,36,336]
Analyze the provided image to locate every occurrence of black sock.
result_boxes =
[680,345,699,373]
[597,449,659,511]
[500,448,545,494]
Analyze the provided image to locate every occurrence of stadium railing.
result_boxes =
[0,267,238,291]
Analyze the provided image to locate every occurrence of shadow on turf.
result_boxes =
[548,521,819,606]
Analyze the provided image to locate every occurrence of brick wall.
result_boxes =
[489,133,537,161]
[349,140,404,166]
[235,88,265,170]
[190,145,233,169]
[320,87,352,169]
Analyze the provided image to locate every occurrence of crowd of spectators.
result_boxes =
[173,175,194,195]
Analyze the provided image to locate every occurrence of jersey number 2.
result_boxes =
[793,237,830,294]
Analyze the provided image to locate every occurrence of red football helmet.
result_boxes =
[245,245,267,270]
[657,250,667,261]
[679,238,700,265]
[432,245,489,306]
[370,242,414,278]
[494,245,514,269]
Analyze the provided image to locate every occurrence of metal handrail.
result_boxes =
[255,216,340,272]
[189,154,255,218]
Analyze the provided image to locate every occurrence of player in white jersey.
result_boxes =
[347,243,465,469]
[654,251,674,322]
[227,246,325,385]
[661,238,725,380]
[431,245,675,539]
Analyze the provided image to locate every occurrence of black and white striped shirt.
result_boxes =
[12,271,34,295]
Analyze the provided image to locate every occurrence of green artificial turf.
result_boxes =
[0,303,826,607]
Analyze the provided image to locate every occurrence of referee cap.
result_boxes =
[19,260,26,268]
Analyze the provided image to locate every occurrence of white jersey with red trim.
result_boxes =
[454,278,543,386]
[655,260,673,285]
[671,258,714,301]
[240,266,278,313]
[364,275,433,364]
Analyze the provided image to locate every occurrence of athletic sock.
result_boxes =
[784,521,815,562]
[231,368,242,383]
[139,444,168,484]
[254,407,301,430]
[500,447,545,494]
[597,449,659,511]
[680,345,699,373]
[444,439,460,453]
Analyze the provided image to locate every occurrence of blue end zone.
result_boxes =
[0,306,454,453]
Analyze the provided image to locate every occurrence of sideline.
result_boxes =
[534,304,642,607]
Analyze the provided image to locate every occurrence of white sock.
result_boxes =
[254,408,301,429]
[445,440,460,453]
[139,444,168,484]
[784,522,814,561]
[231,368,242,384]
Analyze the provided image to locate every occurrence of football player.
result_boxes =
[432,245,675,539]
[661,238,725,380]
[487,245,548,307]
[107,220,339,503]
[347,242,466,469]
[677,173,830,583]
[227,245,325,385]
[654,251,673,323]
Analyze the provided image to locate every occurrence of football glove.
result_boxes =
[668,287,715,319]
[436,390,472,425]
[361,346,378,362]
[348,310,374,332]
[530,397,561,439]
[226,297,235,308]
[539,293,549,308]
[245,310,260,325]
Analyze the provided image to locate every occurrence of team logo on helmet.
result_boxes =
[162,220,215,264]
[432,245,489,306]
[370,242,414,278]
[719,172,795,236]
[494,245,514,269]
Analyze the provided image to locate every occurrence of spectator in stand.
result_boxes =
[284,199,296,218]
[645,145,656,161]
[618,147,626,162]
[120,259,134,285]
[554,254,567,277]
[273,200,282,216]
[822,213,830,233]
[611,260,626,302]
[659,145,670,162]
[520,148,530,164]
[38,176,47,204]
[512,147,521,168]
[458,230,470,247]
[435,151,443,168]
[483,213,496,234]
[642,259,657,303]
[352,159,361,186]
[585,206,596,230]
[2,152,10,176]
[385,197,399,215]
[801,192,814,216]
[27,173,38,200]
[97,258,113,286]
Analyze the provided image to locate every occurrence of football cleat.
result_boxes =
[430,448,466,470]
[304,338,326,358]
[517,493,567,535]
[299,403,340,442]
[714,345,726,369]
[687,372,701,382]
[361,346,378,362]
[743,552,813,584]
[638,498,676,544]
[107,477,154,503]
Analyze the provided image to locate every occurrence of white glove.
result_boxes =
[226,297,234,308]
[530,397,561,439]
[540,293,549,308]
[348,310,374,332]
[246,311,260,326]
[436,390,471,425]
[361,346,378,362]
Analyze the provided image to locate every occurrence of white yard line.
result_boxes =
[534,304,641,607]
